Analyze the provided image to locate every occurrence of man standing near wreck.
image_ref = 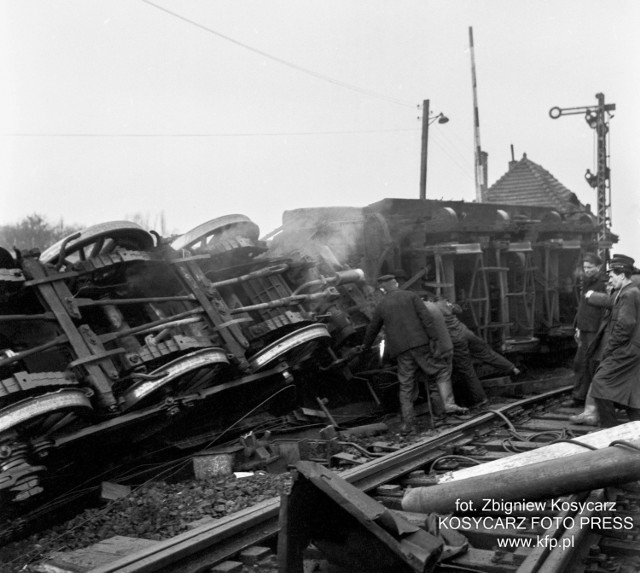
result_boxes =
[589,254,640,427]
[571,253,608,406]
[360,274,467,434]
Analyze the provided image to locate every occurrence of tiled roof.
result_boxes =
[486,154,587,214]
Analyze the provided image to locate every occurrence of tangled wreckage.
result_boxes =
[0,198,609,517]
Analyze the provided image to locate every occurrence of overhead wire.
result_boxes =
[436,127,476,171]
[139,0,475,178]
[140,0,475,175]
[5,128,419,138]
[430,129,476,183]
[5,1,474,177]
[141,0,415,109]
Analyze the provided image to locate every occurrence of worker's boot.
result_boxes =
[399,398,417,435]
[437,378,468,415]
[569,395,599,425]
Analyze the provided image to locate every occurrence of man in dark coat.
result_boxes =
[427,295,519,408]
[571,253,608,406]
[588,254,640,427]
[360,275,466,434]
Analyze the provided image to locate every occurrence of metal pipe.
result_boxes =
[0,313,56,322]
[75,295,196,307]
[206,264,289,287]
[292,269,364,295]
[402,437,640,515]
[0,335,68,368]
[99,308,205,343]
[229,290,337,314]
[438,422,640,483]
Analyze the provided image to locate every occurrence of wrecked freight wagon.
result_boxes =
[0,214,372,517]
[0,198,607,518]
[271,198,610,355]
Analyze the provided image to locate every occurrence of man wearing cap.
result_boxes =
[360,274,467,434]
[571,253,608,408]
[587,254,640,427]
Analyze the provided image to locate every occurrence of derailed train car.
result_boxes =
[0,198,605,517]
[0,215,372,516]
[273,198,607,355]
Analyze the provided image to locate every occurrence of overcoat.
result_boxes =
[590,282,640,408]
[362,289,443,358]
[574,272,608,332]
[423,300,453,354]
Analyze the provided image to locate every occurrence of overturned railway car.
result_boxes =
[272,198,609,355]
[0,215,372,518]
[0,198,607,519]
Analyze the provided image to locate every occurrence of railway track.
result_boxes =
[38,380,639,573]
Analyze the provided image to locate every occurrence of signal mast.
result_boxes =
[549,93,616,259]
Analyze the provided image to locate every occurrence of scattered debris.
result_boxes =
[279,461,444,573]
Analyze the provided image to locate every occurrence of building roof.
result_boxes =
[486,153,588,214]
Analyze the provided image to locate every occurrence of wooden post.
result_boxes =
[419,99,430,200]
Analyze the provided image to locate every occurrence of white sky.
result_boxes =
[1,1,639,256]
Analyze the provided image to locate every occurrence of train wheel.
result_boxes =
[121,347,230,411]
[248,323,331,371]
[0,389,93,503]
[0,389,93,436]
[171,215,260,252]
[40,221,154,269]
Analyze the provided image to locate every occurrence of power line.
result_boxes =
[3,128,418,138]
[141,0,415,109]
[431,129,475,180]
[428,130,475,182]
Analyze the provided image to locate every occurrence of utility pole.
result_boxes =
[549,93,616,259]
[419,99,449,200]
[419,99,430,200]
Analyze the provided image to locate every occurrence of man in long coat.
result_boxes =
[361,275,466,434]
[589,254,640,427]
[572,253,608,406]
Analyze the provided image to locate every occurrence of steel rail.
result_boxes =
[90,383,573,573]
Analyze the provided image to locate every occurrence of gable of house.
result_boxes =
[486,153,587,214]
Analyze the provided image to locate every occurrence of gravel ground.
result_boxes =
[0,471,292,573]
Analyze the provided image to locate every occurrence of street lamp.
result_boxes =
[419,99,449,200]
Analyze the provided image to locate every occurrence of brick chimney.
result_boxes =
[508,144,519,171]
